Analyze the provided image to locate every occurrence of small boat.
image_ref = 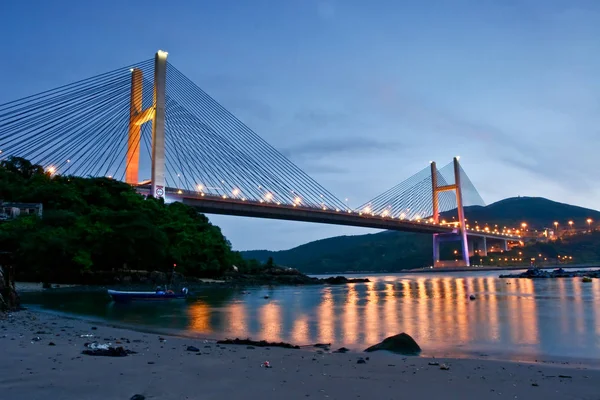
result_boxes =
[108,287,189,302]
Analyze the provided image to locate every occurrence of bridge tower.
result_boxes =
[431,157,470,267]
[125,50,168,199]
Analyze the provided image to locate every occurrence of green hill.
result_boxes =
[242,197,600,273]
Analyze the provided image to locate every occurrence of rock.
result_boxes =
[321,276,370,284]
[428,361,439,366]
[130,396,146,400]
[186,346,200,352]
[314,343,331,349]
[81,346,136,357]
[357,358,367,364]
[469,294,476,300]
[333,347,350,353]
[582,277,592,283]
[48,342,56,346]
[440,363,450,370]
[364,333,421,355]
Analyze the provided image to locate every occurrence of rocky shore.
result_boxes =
[1,309,599,400]
[500,268,600,279]
[18,266,369,290]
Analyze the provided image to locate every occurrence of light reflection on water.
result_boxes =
[21,270,600,362]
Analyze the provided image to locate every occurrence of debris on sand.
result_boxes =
[217,338,300,349]
[81,343,136,357]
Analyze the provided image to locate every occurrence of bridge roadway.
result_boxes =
[135,186,518,240]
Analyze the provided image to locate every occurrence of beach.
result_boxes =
[1,309,598,400]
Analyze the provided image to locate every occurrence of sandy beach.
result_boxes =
[0,310,597,400]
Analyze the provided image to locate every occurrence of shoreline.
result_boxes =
[21,304,600,369]
[2,309,600,399]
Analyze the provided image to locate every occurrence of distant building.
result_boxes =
[0,202,43,221]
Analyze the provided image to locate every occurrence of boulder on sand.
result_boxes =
[364,333,421,355]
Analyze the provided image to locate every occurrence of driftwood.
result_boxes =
[217,338,300,349]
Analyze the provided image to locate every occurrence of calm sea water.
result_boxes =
[21,270,600,363]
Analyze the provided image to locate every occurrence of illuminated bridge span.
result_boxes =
[0,51,519,267]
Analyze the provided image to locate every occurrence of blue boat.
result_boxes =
[108,287,189,302]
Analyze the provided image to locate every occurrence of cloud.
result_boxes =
[294,109,349,128]
[281,136,402,159]
[302,163,348,175]
[226,96,274,121]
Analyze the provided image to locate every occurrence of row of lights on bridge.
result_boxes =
[40,164,517,238]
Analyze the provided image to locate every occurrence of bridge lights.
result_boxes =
[177,190,182,194]
[232,188,240,196]
[294,196,302,205]
[46,166,56,175]
[264,192,273,201]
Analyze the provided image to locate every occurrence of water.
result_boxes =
[21,270,600,363]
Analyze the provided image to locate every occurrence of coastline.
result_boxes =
[2,309,599,399]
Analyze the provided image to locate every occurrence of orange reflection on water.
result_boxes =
[343,284,359,345]
[515,279,538,345]
[485,277,500,341]
[593,279,600,335]
[572,279,585,335]
[227,302,246,337]
[318,287,334,344]
[556,278,569,335]
[291,315,310,344]
[259,302,281,342]
[454,278,469,343]
[415,278,431,340]
[383,283,398,337]
[179,274,600,359]
[187,301,212,334]
[365,281,379,344]
[400,280,414,342]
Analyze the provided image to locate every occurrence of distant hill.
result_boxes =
[242,197,600,273]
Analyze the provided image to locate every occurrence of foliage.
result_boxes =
[0,157,250,281]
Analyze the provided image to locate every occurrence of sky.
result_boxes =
[1,0,599,251]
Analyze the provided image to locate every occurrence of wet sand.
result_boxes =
[1,310,598,400]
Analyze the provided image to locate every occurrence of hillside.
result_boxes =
[242,197,600,273]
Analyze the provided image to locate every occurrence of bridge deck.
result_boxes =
[136,186,519,240]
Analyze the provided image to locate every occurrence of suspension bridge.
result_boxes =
[0,51,520,267]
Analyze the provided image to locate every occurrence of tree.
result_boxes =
[0,157,251,282]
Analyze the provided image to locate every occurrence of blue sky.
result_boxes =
[1,0,599,250]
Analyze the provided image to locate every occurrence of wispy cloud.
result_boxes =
[281,136,402,159]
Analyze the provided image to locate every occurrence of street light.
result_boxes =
[521,222,527,231]
[587,218,593,231]
[568,220,574,230]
